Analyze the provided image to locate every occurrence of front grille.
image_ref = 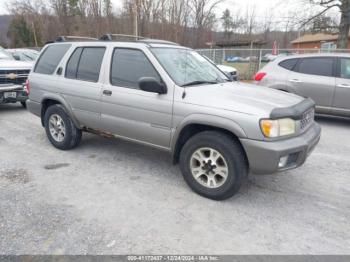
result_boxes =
[300,108,314,131]
[0,69,30,85]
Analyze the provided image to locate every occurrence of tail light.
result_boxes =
[254,72,266,81]
[24,79,30,95]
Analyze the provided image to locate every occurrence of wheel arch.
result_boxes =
[171,115,247,165]
[40,95,80,128]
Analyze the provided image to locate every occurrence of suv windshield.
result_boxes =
[151,47,228,86]
[0,47,14,60]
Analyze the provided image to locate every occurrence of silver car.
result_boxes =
[255,53,350,117]
[26,39,321,200]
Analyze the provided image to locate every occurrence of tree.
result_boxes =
[304,0,350,48]
[7,16,35,47]
[221,8,233,39]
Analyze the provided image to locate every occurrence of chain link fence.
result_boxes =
[196,48,350,80]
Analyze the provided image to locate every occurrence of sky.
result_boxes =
[0,0,293,16]
[0,0,337,31]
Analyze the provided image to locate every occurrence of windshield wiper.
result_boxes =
[181,80,218,87]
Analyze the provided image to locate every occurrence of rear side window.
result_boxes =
[279,58,298,71]
[65,47,105,82]
[297,57,334,77]
[65,48,83,79]
[110,48,160,89]
[35,44,71,74]
[339,58,350,79]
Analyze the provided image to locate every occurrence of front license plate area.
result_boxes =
[4,92,17,99]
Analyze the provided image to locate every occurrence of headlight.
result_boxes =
[260,118,296,138]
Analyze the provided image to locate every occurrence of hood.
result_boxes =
[217,64,237,73]
[0,59,34,70]
[183,81,304,118]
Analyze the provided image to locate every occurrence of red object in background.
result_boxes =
[272,41,278,55]
[254,72,266,81]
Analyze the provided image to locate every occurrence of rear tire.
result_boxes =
[179,131,248,200]
[20,101,26,108]
[44,104,82,150]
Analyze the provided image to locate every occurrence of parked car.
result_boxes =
[216,64,238,81]
[203,56,238,81]
[0,47,32,107]
[7,48,40,62]
[255,53,350,118]
[26,39,321,200]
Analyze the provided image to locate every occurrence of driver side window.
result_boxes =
[110,48,161,89]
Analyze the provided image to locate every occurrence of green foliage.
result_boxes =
[221,9,233,37]
[7,16,41,48]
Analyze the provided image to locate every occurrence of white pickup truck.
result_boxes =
[0,47,33,107]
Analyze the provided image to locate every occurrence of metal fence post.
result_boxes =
[258,49,262,70]
[213,49,216,63]
[222,49,226,64]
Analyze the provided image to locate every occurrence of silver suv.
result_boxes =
[27,38,321,200]
[255,53,350,117]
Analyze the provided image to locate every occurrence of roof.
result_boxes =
[273,52,350,63]
[291,33,343,44]
[211,39,267,47]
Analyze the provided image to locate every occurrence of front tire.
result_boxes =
[179,131,248,200]
[20,101,27,108]
[44,104,82,150]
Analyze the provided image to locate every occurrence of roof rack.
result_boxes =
[100,34,146,41]
[54,34,179,46]
[55,36,98,42]
[100,33,178,45]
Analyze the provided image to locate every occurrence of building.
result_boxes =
[291,33,350,50]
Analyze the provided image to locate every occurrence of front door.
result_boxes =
[100,48,173,149]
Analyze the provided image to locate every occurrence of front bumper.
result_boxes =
[240,123,321,174]
[0,84,28,104]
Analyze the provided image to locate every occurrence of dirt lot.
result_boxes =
[0,103,349,255]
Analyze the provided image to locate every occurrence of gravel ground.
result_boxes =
[0,103,349,255]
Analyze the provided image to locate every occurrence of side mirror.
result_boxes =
[13,55,20,61]
[139,77,167,94]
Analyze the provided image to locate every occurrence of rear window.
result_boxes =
[65,47,105,82]
[297,57,334,77]
[34,44,71,75]
[278,58,298,71]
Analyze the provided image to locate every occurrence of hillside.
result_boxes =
[0,15,12,47]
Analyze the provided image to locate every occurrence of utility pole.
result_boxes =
[133,0,138,37]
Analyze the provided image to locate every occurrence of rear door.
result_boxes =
[333,57,350,116]
[59,46,106,129]
[287,57,336,113]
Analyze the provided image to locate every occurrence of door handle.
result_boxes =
[103,90,112,96]
[337,83,350,88]
[289,79,302,83]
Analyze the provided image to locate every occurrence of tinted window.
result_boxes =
[111,49,160,89]
[340,58,350,79]
[76,47,105,82]
[279,59,298,71]
[298,57,334,77]
[35,44,71,74]
[65,48,83,79]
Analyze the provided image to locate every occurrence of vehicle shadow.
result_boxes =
[315,114,350,127]
[0,103,26,113]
